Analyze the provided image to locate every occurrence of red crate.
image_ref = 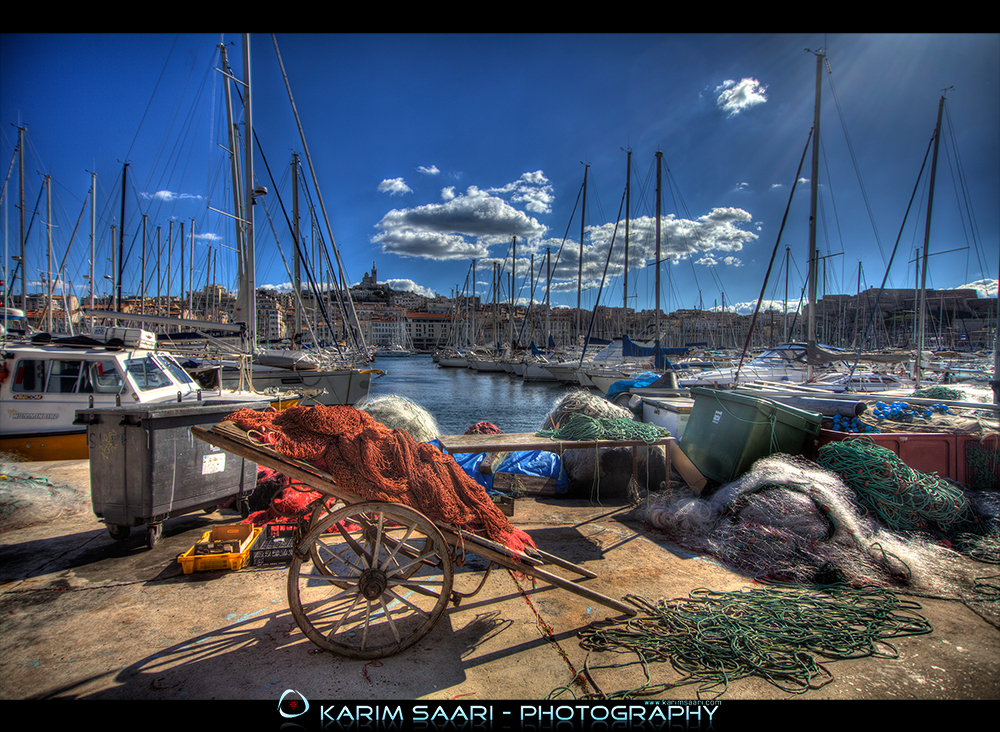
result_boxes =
[818,430,956,480]
[819,430,999,488]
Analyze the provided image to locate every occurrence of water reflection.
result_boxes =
[366,355,574,436]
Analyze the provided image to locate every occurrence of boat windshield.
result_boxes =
[123,353,195,392]
[749,348,806,366]
[157,353,198,386]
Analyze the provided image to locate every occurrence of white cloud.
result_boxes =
[526,206,759,297]
[418,165,440,175]
[715,78,767,117]
[959,279,998,298]
[141,190,202,202]
[385,278,437,298]
[377,178,412,195]
[373,178,549,261]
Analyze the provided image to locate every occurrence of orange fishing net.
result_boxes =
[226,405,536,554]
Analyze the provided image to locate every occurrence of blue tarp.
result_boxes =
[605,371,663,399]
[429,440,569,495]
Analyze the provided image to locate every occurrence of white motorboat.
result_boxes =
[808,371,912,393]
[677,343,844,388]
[1,329,300,461]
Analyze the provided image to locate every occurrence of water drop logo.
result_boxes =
[278,689,310,718]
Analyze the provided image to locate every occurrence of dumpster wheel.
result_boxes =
[107,524,130,541]
[146,523,163,550]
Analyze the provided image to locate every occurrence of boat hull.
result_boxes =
[222,367,371,406]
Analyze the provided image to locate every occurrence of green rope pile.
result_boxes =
[536,412,670,444]
[964,440,1000,492]
[817,438,990,547]
[550,584,932,700]
[910,386,966,401]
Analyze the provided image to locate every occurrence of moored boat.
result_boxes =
[1,330,300,461]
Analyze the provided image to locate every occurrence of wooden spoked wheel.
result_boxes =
[288,501,454,659]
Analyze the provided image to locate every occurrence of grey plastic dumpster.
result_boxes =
[77,399,272,549]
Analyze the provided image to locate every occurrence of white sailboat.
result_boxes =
[156,35,375,405]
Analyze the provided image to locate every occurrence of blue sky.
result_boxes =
[2,33,997,318]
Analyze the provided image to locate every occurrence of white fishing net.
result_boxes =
[355,394,441,444]
[640,453,1000,625]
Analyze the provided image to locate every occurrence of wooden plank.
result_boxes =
[439,529,635,616]
[668,439,709,495]
[437,432,675,455]
[491,472,559,495]
[190,423,356,505]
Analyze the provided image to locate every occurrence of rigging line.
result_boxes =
[122,34,184,166]
[848,129,936,379]
[943,103,987,278]
[825,62,887,267]
[579,184,628,365]
[817,133,847,292]
[736,128,813,380]
[258,190,326,350]
[941,105,983,277]
[547,179,584,289]
[271,33,368,355]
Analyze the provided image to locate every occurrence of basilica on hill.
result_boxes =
[359,262,388,291]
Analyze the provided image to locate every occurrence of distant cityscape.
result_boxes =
[6,263,996,354]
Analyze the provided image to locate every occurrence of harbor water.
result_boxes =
[365,354,577,437]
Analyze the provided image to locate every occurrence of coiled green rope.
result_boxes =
[817,438,991,549]
[536,413,670,443]
[548,584,933,700]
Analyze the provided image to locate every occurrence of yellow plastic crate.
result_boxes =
[178,525,262,574]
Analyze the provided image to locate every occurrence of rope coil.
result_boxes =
[536,413,670,444]
[549,584,933,700]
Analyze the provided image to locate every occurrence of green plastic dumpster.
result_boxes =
[679,387,823,485]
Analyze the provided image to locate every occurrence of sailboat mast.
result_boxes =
[293,152,302,342]
[89,171,96,331]
[18,125,25,312]
[242,34,258,348]
[117,162,128,314]
[577,164,588,339]
[45,175,52,333]
[807,49,824,378]
[915,92,947,387]
[624,148,631,313]
[655,151,662,346]
[545,248,551,345]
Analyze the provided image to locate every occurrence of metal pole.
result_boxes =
[807,50,824,378]
[915,93,947,387]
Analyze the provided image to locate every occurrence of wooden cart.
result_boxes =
[190,421,644,660]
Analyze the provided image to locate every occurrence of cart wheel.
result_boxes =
[288,501,453,659]
[239,499,250,519]
[146,523,163,550]
[107,524,130,541]
[304,499,428,583]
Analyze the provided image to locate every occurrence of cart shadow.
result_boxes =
[0,511,241,585]
[31,591,541,700]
